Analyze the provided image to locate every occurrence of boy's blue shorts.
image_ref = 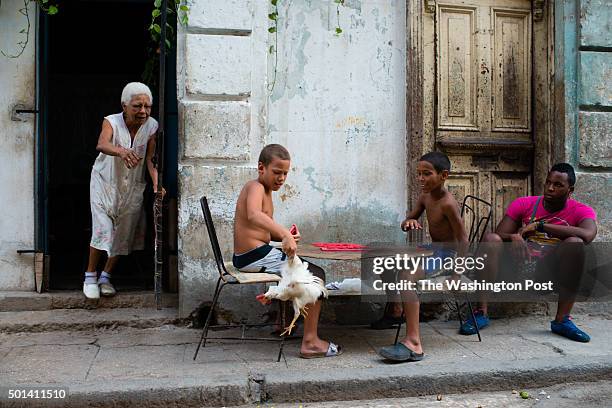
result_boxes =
[418,244,457,276]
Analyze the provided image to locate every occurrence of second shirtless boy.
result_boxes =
[378,151,468,362]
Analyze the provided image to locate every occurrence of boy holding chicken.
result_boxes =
[232,144,343,358]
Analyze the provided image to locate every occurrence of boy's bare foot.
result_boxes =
[400,337,423,355]
[300,338,343,358]
[300,337,332,355]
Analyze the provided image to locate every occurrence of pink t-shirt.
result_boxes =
[506,196,597,227]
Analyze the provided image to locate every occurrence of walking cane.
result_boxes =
[153,0,169,310]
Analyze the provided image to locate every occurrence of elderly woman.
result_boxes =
[83,82,161,299]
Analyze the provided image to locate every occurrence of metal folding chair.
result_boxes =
[193,196,287,362]
[394,194,492,343]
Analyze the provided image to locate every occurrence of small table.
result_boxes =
[297,243,434,296]
[297,243,433,260]
[297,243,365,261]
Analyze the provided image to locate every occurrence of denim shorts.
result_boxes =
[419,244,457,276]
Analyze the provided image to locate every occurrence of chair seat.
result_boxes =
[224,261,281,284]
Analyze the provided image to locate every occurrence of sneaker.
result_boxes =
[459,309,489,335]
[99,281,116,297]
[83,282,100,299]
[551,315,590,342]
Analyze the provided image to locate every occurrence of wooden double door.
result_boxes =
[412,0,553,228]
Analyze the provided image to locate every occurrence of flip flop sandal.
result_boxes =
[299,341,343,359]
[378,343,424,362]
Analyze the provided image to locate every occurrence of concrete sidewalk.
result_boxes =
[1,313,611,407]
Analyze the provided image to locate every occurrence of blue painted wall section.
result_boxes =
[557,0,612,239]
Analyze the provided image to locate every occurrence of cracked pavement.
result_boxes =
[0,314,611,406]
[1,314,610,381]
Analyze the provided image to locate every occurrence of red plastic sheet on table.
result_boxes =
[311,242,367,252]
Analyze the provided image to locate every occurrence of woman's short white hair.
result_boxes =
[121,82,153,106]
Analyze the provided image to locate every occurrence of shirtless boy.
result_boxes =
[378,151,468,362]
[232,144,342,358]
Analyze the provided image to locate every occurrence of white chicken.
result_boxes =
[260,256,328,336]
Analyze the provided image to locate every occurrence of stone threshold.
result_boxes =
[0,290,178,312]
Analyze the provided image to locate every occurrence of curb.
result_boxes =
[0,291,178,312]
[0,308,184,334]
[3,355,612,407]
[0,317,184,334]
[262,355,612,403]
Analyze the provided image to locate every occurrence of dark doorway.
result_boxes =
[43,0,177,290]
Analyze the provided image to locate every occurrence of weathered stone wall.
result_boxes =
[0,0,36,290]
[177,0,407,318]
[556,0,612,241]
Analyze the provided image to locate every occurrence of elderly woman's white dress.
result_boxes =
[90,113,158,256]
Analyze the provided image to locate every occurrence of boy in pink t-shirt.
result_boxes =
[461,163,597,342]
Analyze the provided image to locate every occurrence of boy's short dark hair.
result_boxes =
[550,162,576,186]
[258,144,291,166]
[419,151,451,173]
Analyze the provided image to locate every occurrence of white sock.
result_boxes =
[98,271,111,284]
[84,271,97,285]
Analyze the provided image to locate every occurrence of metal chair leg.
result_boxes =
[277,301,286,362]
[394,314,404,345]
[465,294,482,342]
[455,299,464,326]
[194,277,224,360]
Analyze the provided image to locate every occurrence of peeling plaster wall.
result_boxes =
[0,0,36,290]
[177,0,406,318]
[556,0,612,241]
[267,1,407,244]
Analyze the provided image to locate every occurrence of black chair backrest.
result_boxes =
[460,195,493,250]
[200,196,227,277]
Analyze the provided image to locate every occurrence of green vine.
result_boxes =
[1,0,188,64]
[334,0,345,34]
[267,0,345,92]
[1,0,58,58]
[267,0,279,92]
[148,0,189,50]
[142,0,190,86]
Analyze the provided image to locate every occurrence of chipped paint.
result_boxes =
[555,0,612,244]
[344,119,374,145]
[0,0,37,290]
[335,116,367,129]
[176,0,407,318]
[279,183,299,202]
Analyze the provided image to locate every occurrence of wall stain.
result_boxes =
[303,166,333,207]
[335,116,366,129]
[343,118,374,145]
[279,183,299,202]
